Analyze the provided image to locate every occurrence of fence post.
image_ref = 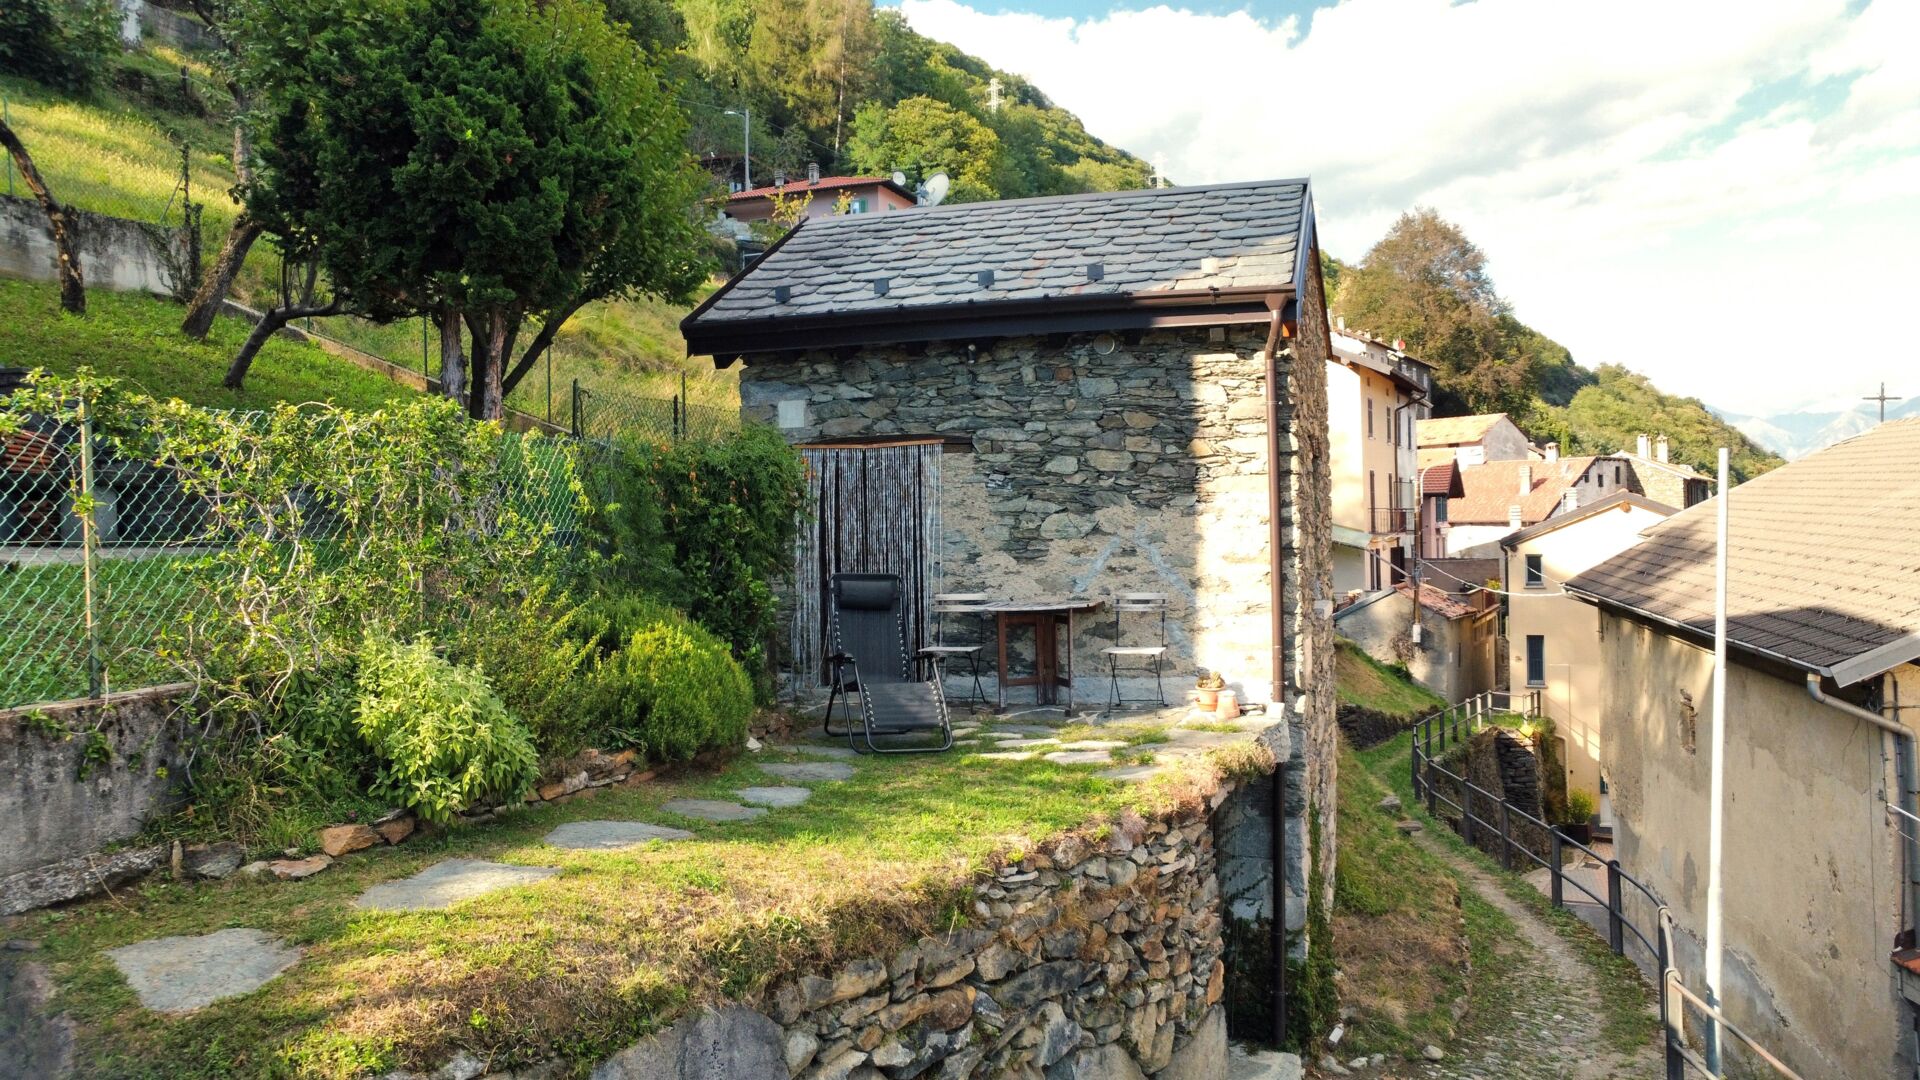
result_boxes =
[1664,970,1687,1080]
[1410,723,1421,802]
[1499,801,1512,871]
[1606,859,1625,954]
[1462,789,1476,846]
[1550,830,1564,908]
[570,380,583,439]
[77,397,103,698]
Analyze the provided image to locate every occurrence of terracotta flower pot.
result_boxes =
[1215,691,1240,719]
[1195,687,1220,709]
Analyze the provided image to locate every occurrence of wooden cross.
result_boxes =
[1865,382,1902,423]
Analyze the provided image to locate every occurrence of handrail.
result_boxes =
[1407,696,1805,1080]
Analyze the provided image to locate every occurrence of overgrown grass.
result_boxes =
[0,279,411,411]
[25,745,1225,1079]
[1336,639,1446,718]
[1356,729,1660,1056]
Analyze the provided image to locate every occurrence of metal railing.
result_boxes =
[1409,692,1801,1079]
[1369,505,1417,533]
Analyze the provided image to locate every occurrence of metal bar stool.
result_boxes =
[1103,593,1168,709]
[916,592,989,706]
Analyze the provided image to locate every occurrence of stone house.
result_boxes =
[682,178,1338,1048]
[1607,433,1713,508]
[1565,418,1920,1079]
[1335,580,1497,705]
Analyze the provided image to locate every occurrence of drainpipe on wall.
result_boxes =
[1262,299,1290,1048]
[1806,673,1920,953]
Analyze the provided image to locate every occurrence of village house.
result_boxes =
[1564,418,1920,1079]
[681,178,1340,1048]
[1422,451,1622,559]
[1336,579,1498,705]
[724,170,918,226]
[1327,325,1432,596]
[1498,491,1673,818]
[1607,432,1713,508]
[1415,412,1531,468]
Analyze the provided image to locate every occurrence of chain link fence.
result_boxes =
[570,380,739,446]
[0,394,582,710]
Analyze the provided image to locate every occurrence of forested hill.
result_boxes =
[636,0,1151,201]
[1324,214,1782,483]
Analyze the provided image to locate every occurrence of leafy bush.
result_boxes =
[0,0,118,93]
[584,425,806,687]
[448,591,597,758]
[353,633,539,823]
[582,601,752,762]
[1564,787,1598,825]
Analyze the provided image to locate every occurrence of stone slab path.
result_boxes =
[761,762,855,782]
[785,744,859,760]
[356,858,559,912]
[736,785,812,808]
[1042,749,1114,765]
[546,821,693,850]
[107,928,300,1012]
[1231,1043,1305,1080]
[1408,835,1662,1080]
[661,798,767,822]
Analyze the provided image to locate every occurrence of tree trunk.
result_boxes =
[181,214,264,340]
[224,299,342,388]
[501,296,588,398]
[474,310,510,420]
[0,119,85,314]
[438,306,466,404]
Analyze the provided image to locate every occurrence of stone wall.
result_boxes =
[587,791,1237,1080]
[0,196,195,299]
[0,685,193,914]
[740,325,1280,705]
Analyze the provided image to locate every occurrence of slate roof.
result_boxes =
[1417,413,1511,447]
[1446,457,1599,525]
[1565,418,1920,685]
[685,178,1311,335]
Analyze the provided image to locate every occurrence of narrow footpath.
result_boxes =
[1408,834,1662,1080]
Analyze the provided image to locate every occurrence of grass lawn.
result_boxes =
[1335,640,1447,719]
[19,740,1237,1079]
[0,554,215,706]
[0,279,411,411]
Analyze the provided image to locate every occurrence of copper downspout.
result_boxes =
[1263,300,1290,1047]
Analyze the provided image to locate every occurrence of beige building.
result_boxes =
[1429,452,1625,558]
[1328,327,1432,596]
[1499,492,1673,807]
[1566,418,1920,1079]
[1416,412,1531,468]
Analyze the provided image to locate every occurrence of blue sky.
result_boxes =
[890,0,1920,417]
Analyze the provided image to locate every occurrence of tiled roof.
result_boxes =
[728,176,911,202]
[1,428,63,475]
[1445,457,1597,525]
[1417,413,1510,447]
[1399,580,1475,620]
[1565,418,1920,684]
[687,178,1310,327]
[1421,461,1463,497]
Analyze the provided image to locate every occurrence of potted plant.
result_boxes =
[1195,671,1225,709]
[1559,788,1598,845]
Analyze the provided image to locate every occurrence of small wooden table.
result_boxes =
[987,598,1105,716]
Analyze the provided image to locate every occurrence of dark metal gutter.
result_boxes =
[1261,294,1290,1048]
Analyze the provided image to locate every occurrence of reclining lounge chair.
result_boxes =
[824,573,953,754]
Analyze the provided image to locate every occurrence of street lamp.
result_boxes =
[723,107,750,190]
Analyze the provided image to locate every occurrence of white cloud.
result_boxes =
[894,0,1920,416]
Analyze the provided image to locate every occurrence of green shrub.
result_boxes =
[584,425,806,689]
[0,0,118,93]
[583,603,752,762]
[448,591,597,758]
[353,633,539,823]
[1564,787,1598,825]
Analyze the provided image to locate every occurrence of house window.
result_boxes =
[1615,465,1624,485]
[1524,553,1544,588]
[1369,470,1377,515]
[846,197,868,214]
[1526,635,1546,686]
[1434,497,1448,523]
[1367,399,1375,439]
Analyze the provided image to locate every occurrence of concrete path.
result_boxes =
[1229,1043,1304,1079]
[660,798,767,822]
[546,821,693,850]
[356,859,559,912]
[107,929,301,1012]
[736,786,812,808]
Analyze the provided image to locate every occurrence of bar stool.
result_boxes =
[1103,593,1168,709]
[917,592,990,705]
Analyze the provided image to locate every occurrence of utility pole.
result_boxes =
[1704,446,1730,1072]
[1865,382,1900,423]
[724,107,751,190]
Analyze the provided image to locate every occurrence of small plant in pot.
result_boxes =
[1195,671,1225,709]
[1559,787,1598,845]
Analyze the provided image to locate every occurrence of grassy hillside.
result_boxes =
[0,278,408,411]
[1337,640,1446,719]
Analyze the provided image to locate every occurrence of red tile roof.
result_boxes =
[1,428,64,475]
[1446,457,1597,525]
[1421,461,1464,497]
[728,176,912,202]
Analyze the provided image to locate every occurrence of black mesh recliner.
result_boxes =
[824,573,953,754]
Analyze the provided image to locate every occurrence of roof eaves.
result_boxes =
[1499,491,1676,549]
[796,176,1314,231]
[1562,581,1845,682]
[1829,632,1920,688]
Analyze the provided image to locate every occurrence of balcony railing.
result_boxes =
[1370,506,1417,533]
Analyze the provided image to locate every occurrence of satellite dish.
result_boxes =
[891,170,908,188]
[922,172,951,206]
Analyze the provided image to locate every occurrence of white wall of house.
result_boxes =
[1596,612,1917,1080]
